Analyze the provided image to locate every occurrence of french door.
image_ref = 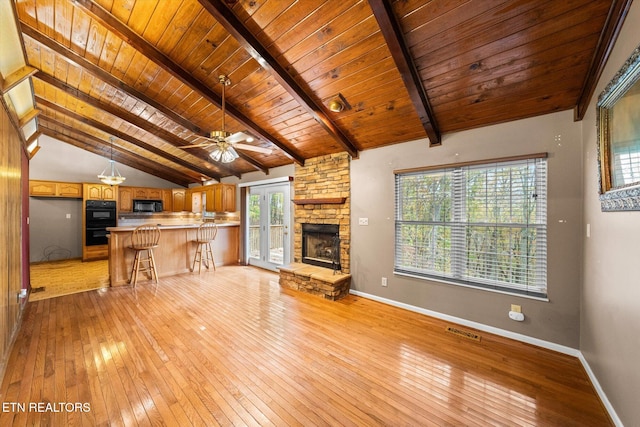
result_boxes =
[247,183,291,271]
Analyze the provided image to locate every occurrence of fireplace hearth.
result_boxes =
[302,223,340,271]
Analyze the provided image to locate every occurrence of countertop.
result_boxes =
[107,222,240,232]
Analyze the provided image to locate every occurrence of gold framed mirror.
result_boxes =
[597,43,640,211]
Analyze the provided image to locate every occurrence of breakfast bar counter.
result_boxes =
[106,223,239,286]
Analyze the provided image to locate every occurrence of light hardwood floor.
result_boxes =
[1,265,611,426]
[29,259,109,301]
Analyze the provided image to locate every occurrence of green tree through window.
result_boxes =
[394,156,547,297]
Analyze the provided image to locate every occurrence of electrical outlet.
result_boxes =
[381,277,388,287]
[510,304,521,313]
[358,217,369,226]
[66,213,71,219]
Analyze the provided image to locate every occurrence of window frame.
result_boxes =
[394,153,548,299]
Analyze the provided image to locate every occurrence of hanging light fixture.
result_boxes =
[210,140,239,163]
[98,137,126,185]
[208,75,239,163]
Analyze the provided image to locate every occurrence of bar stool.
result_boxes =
[128,225,161,287]
[191,222,218,273]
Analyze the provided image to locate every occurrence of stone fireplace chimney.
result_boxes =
[293,153,350,274]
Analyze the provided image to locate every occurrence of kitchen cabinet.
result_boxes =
[147,188,162,199]
[172,189,186,212]
[161,189,173,212]
[201,184,237,213]
[119,187,170,212]
[29,180,82,198]
[221,184,236,212]
[84,183,117,200]
[119,187,133,212]
[133,188,148,199]
[84,244,108,261]
[210,184,236,212]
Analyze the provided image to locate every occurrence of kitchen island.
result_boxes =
[106,223,239,286]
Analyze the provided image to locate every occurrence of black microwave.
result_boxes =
[133,199,163,213]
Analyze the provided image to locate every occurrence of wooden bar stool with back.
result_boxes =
[192,222,218,273]
[128,225,161,287]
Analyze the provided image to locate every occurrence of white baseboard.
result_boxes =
[577,353,623,426]
[349,289,622,426]
[349,289,579,355]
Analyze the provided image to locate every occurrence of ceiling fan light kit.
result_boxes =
[182,75,272,161]
[210,141,239,163]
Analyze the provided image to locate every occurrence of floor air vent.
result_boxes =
[31,287,46,293]
[445,326,481,342]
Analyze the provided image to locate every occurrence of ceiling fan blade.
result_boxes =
[182,142,216,148]
[225,131,250,144]
[234,143,273,154]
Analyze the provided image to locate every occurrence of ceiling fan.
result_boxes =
[182,75,272,163]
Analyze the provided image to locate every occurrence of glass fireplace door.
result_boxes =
[248,183,290,271]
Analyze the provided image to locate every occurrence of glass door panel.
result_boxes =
[268,191,285,264]
[248,183,290,271]
[248,194,261,260]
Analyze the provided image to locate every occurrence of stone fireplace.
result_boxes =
[278,153,351,300]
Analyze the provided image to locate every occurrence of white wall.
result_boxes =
[30,135,179,188]
[351,110,583,348]
[581,2,640,425]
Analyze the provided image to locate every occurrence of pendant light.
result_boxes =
[98,137,126,185]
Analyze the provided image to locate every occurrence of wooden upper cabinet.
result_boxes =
[133,188,148,199]
[221,184,236,212]
[161,189,172,212]
[102,186,116,200]
[29,180,82,198]
[184,189,194,212]
[147,188,162,199]
[119,187,133,212]
[205,184,237,213]
[57,182,83,198]
[84,183,117,200]
[172,189,186,212]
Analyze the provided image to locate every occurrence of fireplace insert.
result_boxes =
[301,223,340,271]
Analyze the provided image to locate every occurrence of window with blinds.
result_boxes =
[394,154,548,298]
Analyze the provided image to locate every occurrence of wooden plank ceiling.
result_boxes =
[13,0,629,184]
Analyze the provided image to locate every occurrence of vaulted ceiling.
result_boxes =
[8,0,631,185]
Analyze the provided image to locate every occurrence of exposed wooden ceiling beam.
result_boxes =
[23,25,268,176]
[574,0,633,120]
[368,0,441,146]
[35,96,221,182]
[70,0,306,165]
[20,23,205,136]
[18,108,40,128]
[197,0,360,159]
[25,130,41,146]
[0,65,37,94]
[39,120,193,187]
[34,71,243,178]
[234,151,269,175]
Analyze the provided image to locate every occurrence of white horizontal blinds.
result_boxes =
[395,156,547,297]
[395,171,453,275]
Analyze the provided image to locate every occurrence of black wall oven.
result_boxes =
[85,200,117,246]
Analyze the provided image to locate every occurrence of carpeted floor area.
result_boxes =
[29,259,110,301]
